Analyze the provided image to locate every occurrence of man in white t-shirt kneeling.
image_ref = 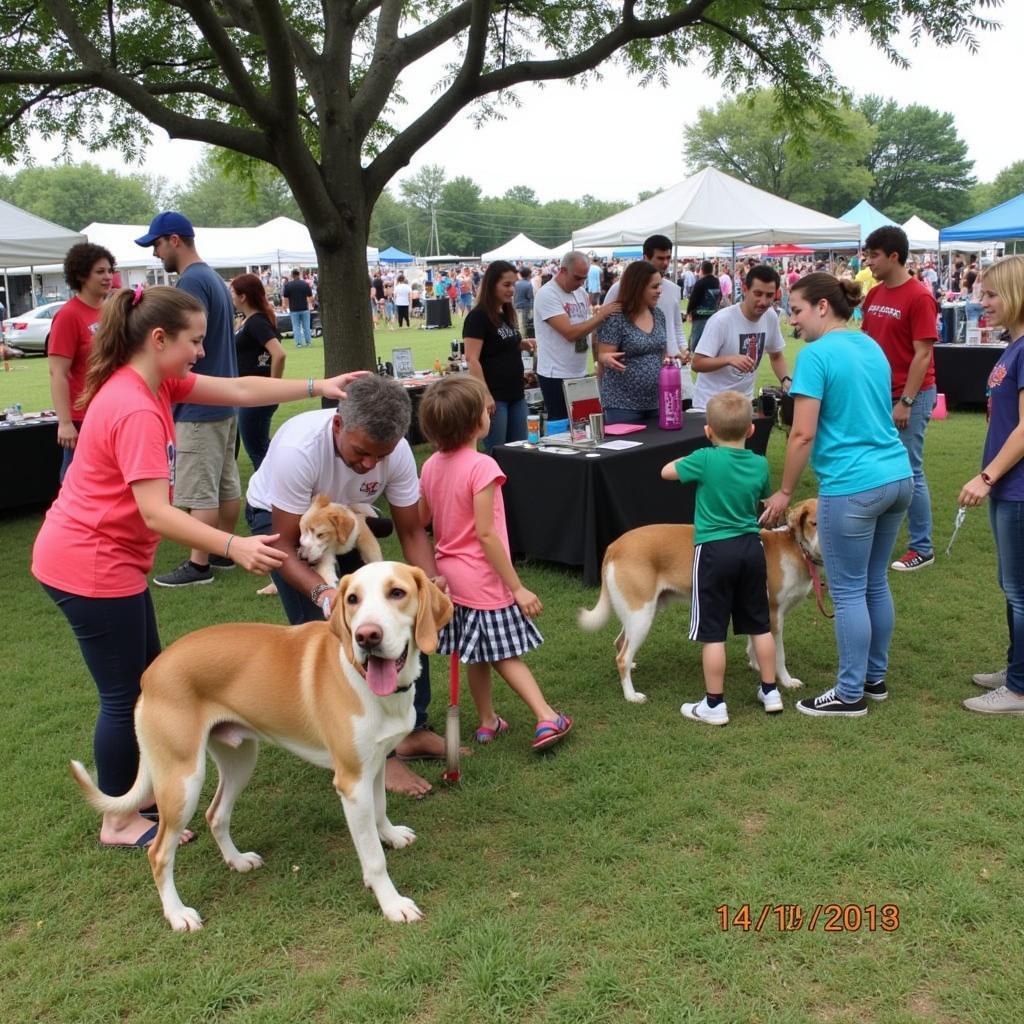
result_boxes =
[691,264,791,413]
[245,375,449,797]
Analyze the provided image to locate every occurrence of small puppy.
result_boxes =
[578,499,822,703]
[298,493,384,587]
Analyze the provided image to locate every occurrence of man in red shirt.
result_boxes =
[862,226,938,571]
[48,243,115,482]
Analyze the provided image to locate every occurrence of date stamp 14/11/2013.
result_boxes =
[717,904,901,933]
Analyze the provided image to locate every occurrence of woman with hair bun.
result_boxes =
[761,272,912,718]
[31,285,363,849]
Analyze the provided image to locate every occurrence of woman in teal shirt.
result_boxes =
[762,273,912,717]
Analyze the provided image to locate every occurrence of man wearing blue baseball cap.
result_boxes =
[136,211,241,588]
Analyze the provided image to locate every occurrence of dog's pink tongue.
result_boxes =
[365,655,398,696]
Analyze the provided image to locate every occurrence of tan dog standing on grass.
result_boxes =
[578,499,822,703]
[298,493,384,586]
[71,562,452,932]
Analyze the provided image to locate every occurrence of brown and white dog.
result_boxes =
[71,562,452,932]
[298,493,384,587]
[578,499,822,703]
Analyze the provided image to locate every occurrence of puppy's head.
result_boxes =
[299,493,360,564]
[330,562,453,697]
[787,498,821,563]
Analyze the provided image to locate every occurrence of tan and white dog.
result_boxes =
[71,562,452,932]
[298,493,384,587]
[578,499,822,703]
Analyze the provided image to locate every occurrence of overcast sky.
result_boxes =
[28,7,1023,211]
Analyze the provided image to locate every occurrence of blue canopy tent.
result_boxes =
[940,193,1024,244]
[378,245,416,263]
[612,247,643,259]
[806,199,897,251]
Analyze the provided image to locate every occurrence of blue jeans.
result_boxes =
[237,404,277,472]
[42,584,161,796]
[483,398,528,452]
[990,498,1024,695]
[603,406,658,425]
[290,310,312,346]
[894,386,936,556]
[245,503,431,729]
[818,478,913,701]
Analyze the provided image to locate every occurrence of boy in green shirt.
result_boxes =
[660,390,779,725]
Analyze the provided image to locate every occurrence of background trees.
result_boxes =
[684,89,978,222]
[857,96,976,224]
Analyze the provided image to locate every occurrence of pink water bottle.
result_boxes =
[658,360,683,430]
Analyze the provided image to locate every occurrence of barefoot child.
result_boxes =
[660,389,779,725]
[417,375,572,750]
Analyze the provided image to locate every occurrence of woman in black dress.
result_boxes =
[230,273,286,470]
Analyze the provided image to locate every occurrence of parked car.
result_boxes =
[1,301,66,354]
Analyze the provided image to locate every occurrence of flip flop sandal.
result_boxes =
[532,713,573,751]
[100,823,158,849]
[474,716,509,744]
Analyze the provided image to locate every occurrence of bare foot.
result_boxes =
[385,758,433,798]
[395,728,471,762]
[100,813,195,847]
[256,582,278,596]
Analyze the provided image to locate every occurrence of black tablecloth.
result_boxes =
[934,344,1005,405]
[0,417,61,511]
[493,414,774,585]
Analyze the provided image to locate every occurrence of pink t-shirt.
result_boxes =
[420,448,513,610]
[32,367,197,597]
[48,296,101,418]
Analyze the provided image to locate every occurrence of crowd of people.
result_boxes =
[28,209,1024,847]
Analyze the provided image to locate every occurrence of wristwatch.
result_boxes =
[309,582,332,606]
[898,394,915,407]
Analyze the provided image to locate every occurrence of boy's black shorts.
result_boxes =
[688,533,771,643]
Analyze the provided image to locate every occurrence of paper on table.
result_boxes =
[598,439,643,450]
[603,422,646,436]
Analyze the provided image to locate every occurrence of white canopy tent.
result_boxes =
[481,232,555,262]
[0,199,86,310]
[572,167,860,249]
[0,199,85,265]
[84,217,378,270]
[902,215,940,251]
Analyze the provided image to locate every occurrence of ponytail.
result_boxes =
[790,272,862,321]
[78,285,204,409]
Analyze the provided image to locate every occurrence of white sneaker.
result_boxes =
[757,686,784,713]
[972,668,1007,690]
[680,696,729,726]
[962,685,1024,715]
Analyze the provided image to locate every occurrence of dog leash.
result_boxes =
[800,550,834,619]
[946,506,967,557]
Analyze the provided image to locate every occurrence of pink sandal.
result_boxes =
[474,716,509,744]
[532,712,573,751]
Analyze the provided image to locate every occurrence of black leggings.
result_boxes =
[396,305,410,328]
[42,584,161,796]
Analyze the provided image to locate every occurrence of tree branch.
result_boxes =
[250,0,299,125]
[353,1,475,143]
[366,0,716,193]
[174,0,275,121]
[37,0,274,161]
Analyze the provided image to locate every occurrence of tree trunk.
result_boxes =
[312,230,376,377]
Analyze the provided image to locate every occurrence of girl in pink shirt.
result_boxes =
[32,285,362,849]
[418,376,572,751]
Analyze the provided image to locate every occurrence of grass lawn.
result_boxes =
[3,326,1023,1023]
